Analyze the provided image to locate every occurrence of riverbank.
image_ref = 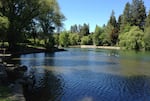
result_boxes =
[0,64,27,101]
[80,45,120,50]
[0,46,65,60]
[6,45,65,55]
[0,45,66,101]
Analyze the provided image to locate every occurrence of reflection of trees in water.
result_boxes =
[8,53,64,101]
[23,67,64,101]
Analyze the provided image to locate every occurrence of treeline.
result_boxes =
[0,0,150,51]
[58,0,150,50]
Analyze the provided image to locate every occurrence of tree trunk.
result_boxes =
[7,28,18,51]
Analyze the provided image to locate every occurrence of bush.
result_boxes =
[81,35,92,45]
[59,31,69,47]
[119,26,144,50]
[69,33,80,45]
[144,27,150,50]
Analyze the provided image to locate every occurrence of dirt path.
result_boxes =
[81,45,120,50]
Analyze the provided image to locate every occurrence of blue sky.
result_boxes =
[57,0,150,32]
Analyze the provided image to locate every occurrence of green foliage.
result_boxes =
[38,0,65,34]
[81,35,92,45]
[119,26,144,50]
[59,31,69,47]
[105,24,118,45]
[120,2,131,32]
[130,0,146,28]
[70,24,79,33]
[0,0,149,51]
[69,33,80,45]
[145,11,150,28]
[144,27,150,50]
[143,11,150,50]
[99,32,110,46]
[79,23,90,36]
[0,4,9,41]
[53,34,59,47]
[44,35,55,49]
[122,2,131,24]
[0,16,9,41]
[117,15,122,31]
[0,0,64,49]
[93,25,104,46]
[108,10,117,27]
[120,23,132,34]
[106,10,119,45]
[120,0,146,31]
[0,16,9,30]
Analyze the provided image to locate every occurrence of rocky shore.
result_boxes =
[0,46,66,101]
[0,64,28,101]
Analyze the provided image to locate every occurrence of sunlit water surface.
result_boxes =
[11,48,150,101]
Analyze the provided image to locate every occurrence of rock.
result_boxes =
[6,65,28,82]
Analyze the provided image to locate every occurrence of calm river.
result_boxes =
[11,48,150,101]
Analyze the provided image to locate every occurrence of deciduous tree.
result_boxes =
[0,0,64,50]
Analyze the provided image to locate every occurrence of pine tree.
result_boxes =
[106,10,119,45]
[144,11,150,50]
[80,23,90,36]
[122,2,131,25]
[70,24,78,33]
[108,10,117,27]
[119,2,131,33]
[117,15,123,31]
[130,0,146,29]
[145,10,150,28]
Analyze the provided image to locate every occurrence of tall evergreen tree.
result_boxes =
[70,24,78,33]
[144,11,150,50]
[130,0,146,29]
[123,2,131,25]
[108,10,117,27]
[120,2,131,32]
[117,15,123,31]
[80,23,90,36]
[106,10,118,45]
[145,10,150,28]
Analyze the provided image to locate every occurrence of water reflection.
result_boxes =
[10,48,150,101]
[23,67,64,101]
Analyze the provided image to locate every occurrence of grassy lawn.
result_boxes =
[0,86,12,101]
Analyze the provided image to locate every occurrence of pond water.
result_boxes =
[11,48,150,101]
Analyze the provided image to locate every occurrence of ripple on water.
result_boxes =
[56,70,150,101]
[10,49,150,101]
